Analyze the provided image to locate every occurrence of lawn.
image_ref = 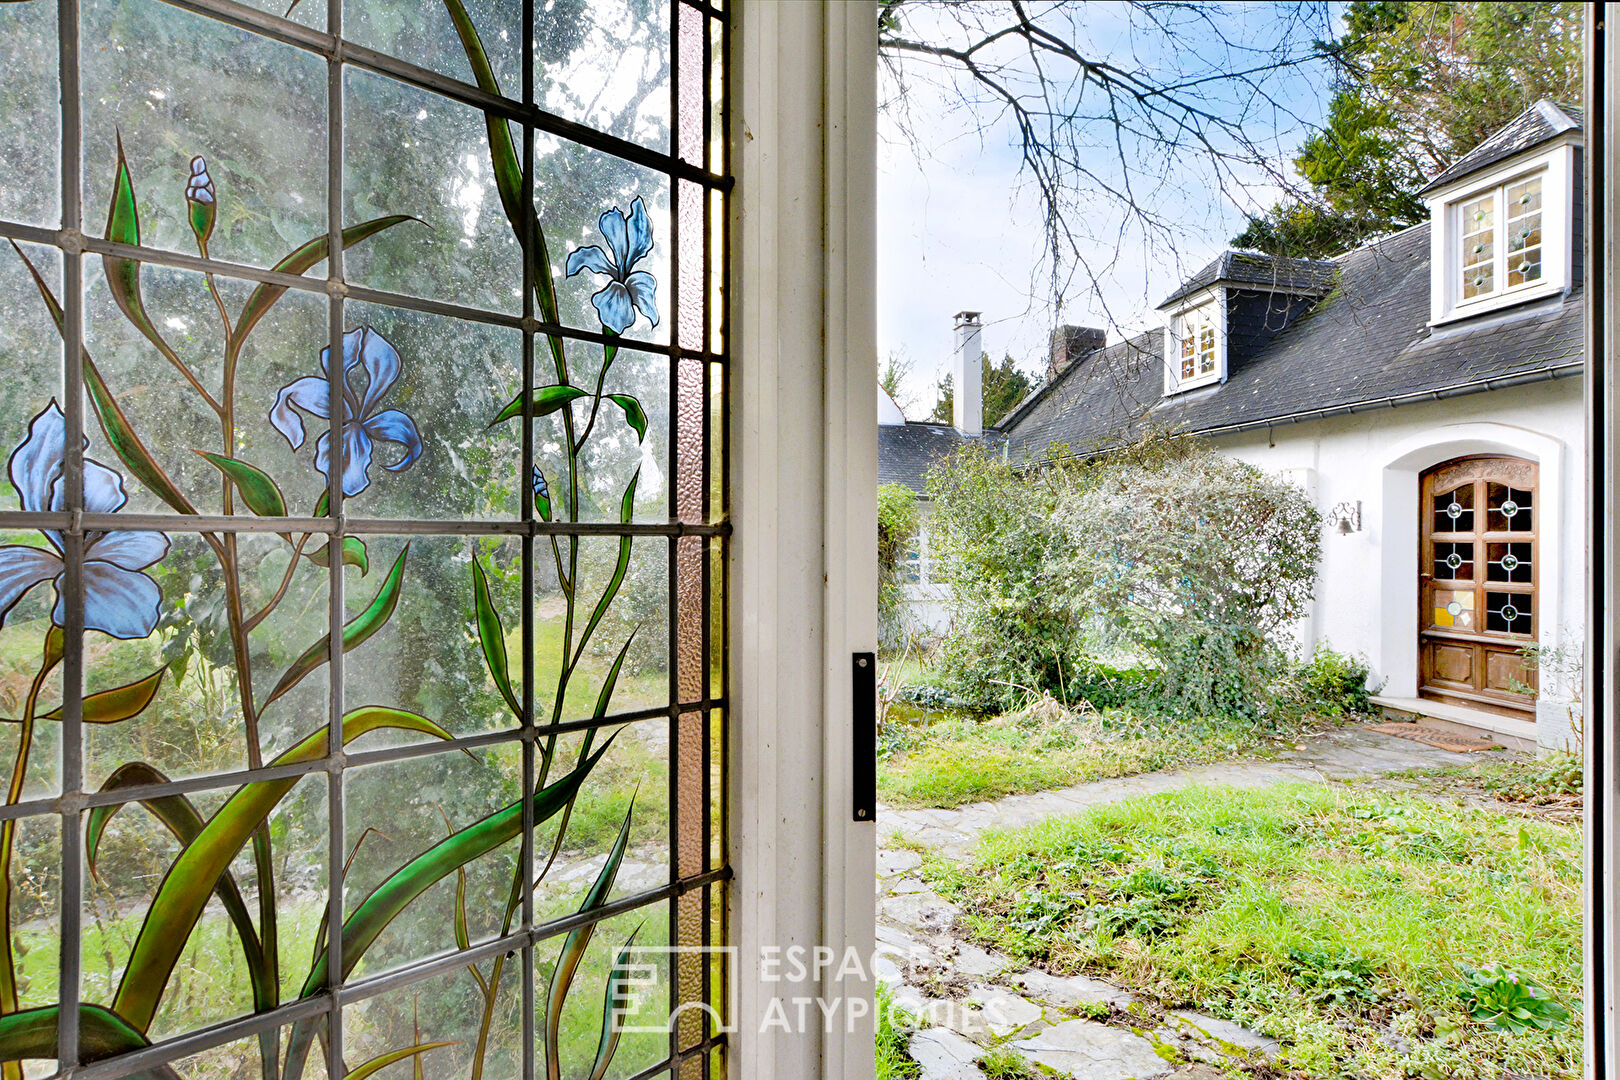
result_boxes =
[878,697,1277,808]
[922,783,1582,1079]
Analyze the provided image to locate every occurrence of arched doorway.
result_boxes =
[1419,455,1539,718]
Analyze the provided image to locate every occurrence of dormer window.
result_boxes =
[1163,293,1224,393]
[1424,101,1579,326]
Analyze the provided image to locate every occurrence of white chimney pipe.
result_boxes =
[953,310,982,437]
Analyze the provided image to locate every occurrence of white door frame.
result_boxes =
[730,3,878,1078]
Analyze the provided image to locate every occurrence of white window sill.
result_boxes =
[1433,280,1565,327]
[1165,373,1222,395]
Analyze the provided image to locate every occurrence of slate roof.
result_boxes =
[1419,100,1582,195]
[1001,221,1584,462]
[878,422,981,495]
[1160,251,1338,308]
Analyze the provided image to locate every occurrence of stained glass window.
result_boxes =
[1459,194,1495,299]
[0,1,729,1077]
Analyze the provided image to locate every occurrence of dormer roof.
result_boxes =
[1158,251,1337,310]
[1418,99,1583,196]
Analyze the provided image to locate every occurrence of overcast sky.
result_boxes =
[876,3,1342,417]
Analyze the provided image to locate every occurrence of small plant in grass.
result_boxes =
[877,981,924,1079]
[1457,963,1570,1034]
[1285,947,1385,1008]
[1287,644,1378,718]
[975,1046,1037,1078]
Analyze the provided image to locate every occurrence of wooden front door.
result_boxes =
[1419,456,1538,718]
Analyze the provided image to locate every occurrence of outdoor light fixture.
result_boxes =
[1327,500,1363,534]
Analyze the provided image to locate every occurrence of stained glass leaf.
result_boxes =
[84,762,272,1019]
[194,451,288,518]
[472,556,520,718]
[282,736,619,1078]
[575,471,639,655]
[113,705,454,1031]
[262,545,409,708]
[304,536,370,574]
[588,929,642,1080]
[545,805,634,1075]
[42,668,164,724]
[606,393,648,442]
[229,215,417,355]
[102,134,189,386]
[0,1005,177,1078]
[489,384,588,426]
[343,1042,456,1080]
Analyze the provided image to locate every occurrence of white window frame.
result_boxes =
[1161,288,1226,394]
[1428,139,1577,325]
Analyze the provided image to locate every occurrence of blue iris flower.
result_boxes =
[0,402,170,639]
[565,197,660,334]
[270,326,424,497]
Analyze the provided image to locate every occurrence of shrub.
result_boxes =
[924,443,1092,709]
[1289,644,1377,718]
[1056,445,1321,720]
[877,482,921,652]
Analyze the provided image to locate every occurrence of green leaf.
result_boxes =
[103,133,187,381]
[574,471,639,658]
[194,451,288,517]
[85,763,272,1022]
[304,536,369,574]
[282,736,617,1080]
[9,241,196,514]
[606,394,647,442]
[488,384,588,427]
[473,557,520,718]
[588,929,642,1080]
[344,1041,456,1080]
[41,668,164,723]
[0,1004,179,1077]
[443,0,570,380]
[230,216,416,354]
[262,545,408,709]
[545,805,634,1080]
[113,706,454,1031]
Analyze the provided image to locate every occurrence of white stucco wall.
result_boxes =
[1206,376,1586,751]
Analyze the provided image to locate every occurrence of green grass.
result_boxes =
[923,783,1582,1079]
[878,703,1271,808]
[975,1046,1036,1078]
[876,981,922,1080]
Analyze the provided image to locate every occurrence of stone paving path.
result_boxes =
[874,725,1478,1079]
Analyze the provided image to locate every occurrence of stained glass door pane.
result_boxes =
[0,0,729,1076]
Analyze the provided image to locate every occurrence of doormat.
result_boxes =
[1365,722,1496,753]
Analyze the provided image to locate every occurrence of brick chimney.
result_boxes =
[1048,325,1106,380]
[953,311,983,437]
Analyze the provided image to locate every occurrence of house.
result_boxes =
[887,101,1586,752]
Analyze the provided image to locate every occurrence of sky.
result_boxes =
[876,2,1344,417]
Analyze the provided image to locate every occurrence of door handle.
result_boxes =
[853,653,876,822]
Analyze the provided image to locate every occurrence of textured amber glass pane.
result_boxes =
[677,1,706,166]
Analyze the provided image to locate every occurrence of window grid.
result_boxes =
[0,0,731,1075]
